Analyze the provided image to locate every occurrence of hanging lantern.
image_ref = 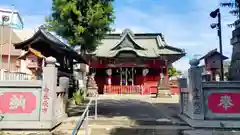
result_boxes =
[142,68,149,76]
[106,69,112,76]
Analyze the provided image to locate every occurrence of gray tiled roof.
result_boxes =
[14,28,87,63]
[91,28,185,58]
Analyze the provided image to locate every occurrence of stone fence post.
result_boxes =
[186,58,204,120]
[40,57,57,124]
[59,77,69,113]
[178,77,187,114]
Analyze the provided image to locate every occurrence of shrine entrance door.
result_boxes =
[120,67,135,86]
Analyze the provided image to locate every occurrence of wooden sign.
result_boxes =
[26,54,39,68]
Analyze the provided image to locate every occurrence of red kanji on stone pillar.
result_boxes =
[0,92,36,114]
[208,93,240,113]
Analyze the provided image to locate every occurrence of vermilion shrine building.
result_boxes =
[87,29,186,94]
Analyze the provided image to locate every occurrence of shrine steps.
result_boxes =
[52,117,191,135]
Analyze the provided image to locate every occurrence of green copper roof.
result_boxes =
[92,28,185,58]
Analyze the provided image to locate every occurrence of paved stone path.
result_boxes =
[87,95,181,123]
[57,95,187,135]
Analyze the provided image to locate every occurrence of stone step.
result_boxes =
[91,128,182,135]
[0,131,52,135]
[56,123,191,130]
[54,127,186,135]
[62,118,177,126]
[52,129,91,135]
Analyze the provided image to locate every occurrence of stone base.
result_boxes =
[180,114,240,128]
[87,87,98,97]
[183,129,240,135]
[0,114,67,130]
[0,121,54,130]
[156,89,172,98]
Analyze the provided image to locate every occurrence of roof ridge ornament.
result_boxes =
[111,28,146,50]
[156,35,166,48]
[121,28,134,37]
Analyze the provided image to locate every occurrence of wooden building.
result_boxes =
[199,48,228,81]
[87,29,186,94]
[14,28,87,81]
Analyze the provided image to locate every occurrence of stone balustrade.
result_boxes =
[0,56,69,130]
[179,58,240,128]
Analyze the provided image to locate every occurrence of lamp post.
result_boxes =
[0,15,10,69]
[210,8,224,81]
[7,5,14,72]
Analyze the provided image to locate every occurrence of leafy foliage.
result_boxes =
[168,67,181,77]
[73,89,84,105]
[221,0,240,27]
[45,0,115,52]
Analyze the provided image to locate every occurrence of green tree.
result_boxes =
[168,67,181,77]
[221,0,240,27]
[45,0,115,52]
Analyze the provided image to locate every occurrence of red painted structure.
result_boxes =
[87,29,185,95]
[0,92,36,114]
[208,93,239,113]
[89,58,182,95]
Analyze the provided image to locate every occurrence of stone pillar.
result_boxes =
[59,77,69,113]
[178,77,187,114]
[40,56,57,123]
[229,19,240,80]
[187,58,204,120]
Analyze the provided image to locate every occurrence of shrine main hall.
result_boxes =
[86,29,186,94]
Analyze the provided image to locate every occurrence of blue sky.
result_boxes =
[0,0,236,71]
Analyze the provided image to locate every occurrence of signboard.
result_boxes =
[27,54,39,68]
[208,93,240,113]
[0,92,36,114]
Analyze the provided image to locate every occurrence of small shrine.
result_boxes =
[18,48,46,80]
[14,28,87,82]
[199,48,228,81]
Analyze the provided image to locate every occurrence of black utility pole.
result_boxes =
[218,12,224,81]
[210,8,224,81]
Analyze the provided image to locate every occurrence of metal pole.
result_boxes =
[0,21,3,69]
[218,12,224,81]
[84,110,89,135]
[7,5,14,72]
